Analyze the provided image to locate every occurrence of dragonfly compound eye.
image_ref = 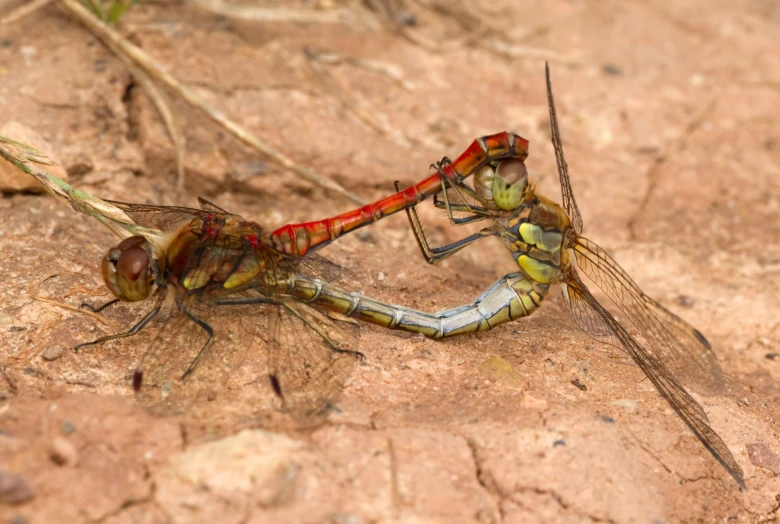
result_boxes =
[101,236,156,302]
[493,159,529,211]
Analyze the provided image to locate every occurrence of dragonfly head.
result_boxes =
[476,158,529,211]
[101,236,162,302]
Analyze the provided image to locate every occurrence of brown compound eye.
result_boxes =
[101,236,156,302]
[493,159,529,210]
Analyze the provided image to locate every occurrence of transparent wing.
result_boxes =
[132,294,266,418]
[571,237,724,393]
[267,298,361,428]
[197,197,229,213]
[292,252,345,283]
[546,63,583,235]
[560,271,745,488]
[104,201,215,231]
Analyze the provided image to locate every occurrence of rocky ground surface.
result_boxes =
[1,1,779,522]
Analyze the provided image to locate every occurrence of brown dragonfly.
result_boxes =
[73,198,366,425]
[73,196,549,422]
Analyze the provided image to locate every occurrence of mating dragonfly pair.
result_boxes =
[29,66,743,488]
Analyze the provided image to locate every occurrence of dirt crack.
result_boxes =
[627,93,722,240]
[624,428,674,477]
[94,462,160,523]
[464,436,506,523]
[510,486,617,524]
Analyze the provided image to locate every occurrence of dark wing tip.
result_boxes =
[269,374,283,398]
[692,328,712,350]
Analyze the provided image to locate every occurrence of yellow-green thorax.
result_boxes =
[500,192,571,285]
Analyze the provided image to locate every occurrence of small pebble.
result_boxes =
[61,421,76,435]
[521,393,548,412]
[42,345,65,361]
[0,470,34,504]
[570,378,587,391]
[478,356,524,386]
[357,231,374,243]
[599,415,616,424]
[9,326,25,332]
[397,11,417,26]
[746,443,780,474]
[611,399,638,413]
[676,295,695,308]
[766,353,778,360]
[93,58,108,73]
[48,437,78,466]
[553,439,566,447]
[602,64,623,76]
[377,272,386,282]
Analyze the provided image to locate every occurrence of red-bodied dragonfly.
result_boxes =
[1,136,552,424]
[261,66,742,486]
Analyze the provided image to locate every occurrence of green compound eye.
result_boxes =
[492,159,528,210]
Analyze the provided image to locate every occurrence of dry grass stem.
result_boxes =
[189,0,355,25]
[305,47,413,149]
[59,0,365,204]
[30,274,110,325]
[314,51,416,91]
[0,0,53,25]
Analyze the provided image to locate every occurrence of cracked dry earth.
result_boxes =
[1,1,780,522]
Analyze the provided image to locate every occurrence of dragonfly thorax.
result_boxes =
[504,195,570,285]
[474,158,529,211]
[102,235,161,302]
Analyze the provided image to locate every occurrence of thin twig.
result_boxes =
[189,0,356,24]
[483,39,583,66]
[0,135,166,242]
[0,0,53,25]
[107,45,187,189]
[314,51,416,91]
[30,274,110,325]
[59,0,366,204]
[305,47,413,149]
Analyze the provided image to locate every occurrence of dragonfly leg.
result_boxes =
[430,162,493,225]
[212,296,280,306]
[432,195,490,224]
[74,296,163,352]
[391,180,488,230]
[281,302,366,361]
[79,298,120,313]
[403,197,498,264]
[178,302,216,380]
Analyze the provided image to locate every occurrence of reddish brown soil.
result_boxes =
[1,1,779,522]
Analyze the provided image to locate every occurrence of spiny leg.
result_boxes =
[429,159,491,224]
[282,302,365,361]
[403,196,498,264]
[79,298,120,313]
[74,294,165,352]
[432,192,489,225]
[178,301,216,380]
[212,296,280,306]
